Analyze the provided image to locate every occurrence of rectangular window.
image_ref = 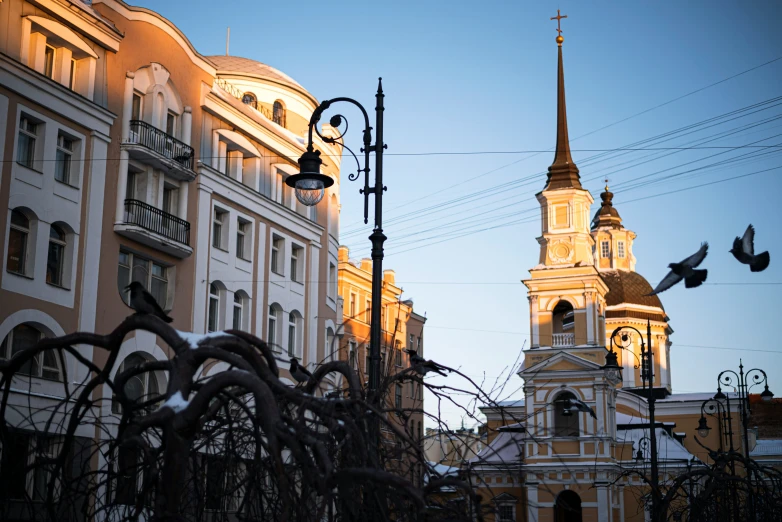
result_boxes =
[7,210,30,275]
[118,250,168,308]
[287,324,296,357]
[55,134,74,185]
[497,505,514,522]
[267,307,278,350]
[43,45,55,79]
[213,208,227,250]
[395,384,403,409]
[17,117,37,169]
[271,235,283,274]
[126,171,137,201]
[417,336,422,351]
[601,241,610,258]
[395,348,402,367]
[233,294,243,330]
[46,231,65,287]
[131,93,142,120]
[349,293,356,318]
[236,219,250,260]
[328,263,337,299]
[208,289,219,333]
[618,241,626,258]
[290,245,302,282]
[409,334,414,351]
[349,341,357,369]
[365,299,371,323]
[162,186,175,215]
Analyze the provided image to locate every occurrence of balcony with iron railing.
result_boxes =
[122,120,195,181]
[114,199,193,258]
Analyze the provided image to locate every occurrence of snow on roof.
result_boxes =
[470,432,524,465]
[616,427,698,463]
[495,399,525,408]
[751,439,782,457]
[427,462,460,478]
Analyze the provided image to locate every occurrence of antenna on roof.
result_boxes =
[226,27,230,56]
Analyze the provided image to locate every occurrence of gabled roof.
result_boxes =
[470,432,524,465]
[519,350,604,376]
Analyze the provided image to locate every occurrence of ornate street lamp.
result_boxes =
[286,80,387,448]
[635,435,652,463]
[696,416,711,439]
[601,348,622,386]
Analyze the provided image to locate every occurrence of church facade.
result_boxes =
[471,23,758,522]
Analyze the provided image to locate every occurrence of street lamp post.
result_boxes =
[606,320,660,522]
[285,79,387,449]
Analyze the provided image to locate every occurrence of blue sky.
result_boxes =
[132,0,782,428]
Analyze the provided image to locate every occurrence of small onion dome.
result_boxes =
[591,184,623,229]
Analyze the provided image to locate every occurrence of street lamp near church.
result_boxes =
[605,320,660,522]
[285,80,387,446]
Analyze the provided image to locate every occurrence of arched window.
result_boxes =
[7,209,31,276]
[46,224,66,287]
[0,324,60,380]
[272,100,286,127]
[268,303,282,352]
[208,282,221,332]
[112,352,161,415]
[242,92,256,106]
[552,300,574,333]
[554,490,582,522]
[287,310,302,357]
[553,392,580,437]
[232,291,249,331]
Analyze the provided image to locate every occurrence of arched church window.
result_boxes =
[553,392,579,437]
[552,300,574,333]
[242,92,256,106]
[554,490,582,522]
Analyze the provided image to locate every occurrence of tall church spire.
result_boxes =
[545,11,582,191]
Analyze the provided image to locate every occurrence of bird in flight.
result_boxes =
[404,349,448,377]
[647,242,709,296]
[125,281,173,323]
[289,357,313,385]
[730,224,770,272]
[563,398,597,419]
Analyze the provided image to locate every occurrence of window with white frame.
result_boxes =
[55,133,75,185]
[601,240,610,258]
[236,219,250,260]
[0,324,60,380]
[208,283,220,333]
[290,244,303,282]
[618,241,626,258]
[213,208,228,250]
[268,304,281,352]
[166,111,177,137]
[7,209,31,276]
[17,116,39,170]
[46,224,66,287]
[233,293,244,330]
[131,93,142,121]
[118,250,169,308]
[287,311,301,357]
[496,503,515,522]
[271,235,283,275]
[325,327,335,362]
[348,341,357,369]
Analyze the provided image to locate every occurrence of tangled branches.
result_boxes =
[0,315,487,522]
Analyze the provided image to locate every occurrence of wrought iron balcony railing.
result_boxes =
[123,199,190,245]
[127,120,194,170]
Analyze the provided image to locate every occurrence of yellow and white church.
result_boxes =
[470,24,767,522]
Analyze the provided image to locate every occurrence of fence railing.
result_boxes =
[123,199,190,245]
[127,120,194,170]
[552,333,575,347]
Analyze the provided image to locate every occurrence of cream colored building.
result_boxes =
[0,0,344,511]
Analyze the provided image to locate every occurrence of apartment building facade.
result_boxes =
[0,0,344,513]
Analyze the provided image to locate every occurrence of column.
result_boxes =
[529,295,539,348]
[596,482,610,521]
[306,241,321,367]
[527,483,539,522]
[585,291,595,344]
[55,47,73,87]
[192,184,214,333]
[115,72,134,223]
[623,337,636,388]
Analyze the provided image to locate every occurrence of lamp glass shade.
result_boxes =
[294,178,326,206]
[697,417,711,438]
[761,385,774,402]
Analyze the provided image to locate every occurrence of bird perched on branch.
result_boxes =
[563,398,597,419]
[647,242,708,296]
[730,224,770,272]
[404,349,447,377]
[125,281,173,323]
[289,357,313,385]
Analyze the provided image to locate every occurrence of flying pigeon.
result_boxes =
[404,349,447,377]
[647,242,709,296]
[730,224,770,272]
[563,398,597,419]
[125,281,173,323]
[289,357,313,385]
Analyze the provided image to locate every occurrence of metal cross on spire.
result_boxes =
[551,9,567,45]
